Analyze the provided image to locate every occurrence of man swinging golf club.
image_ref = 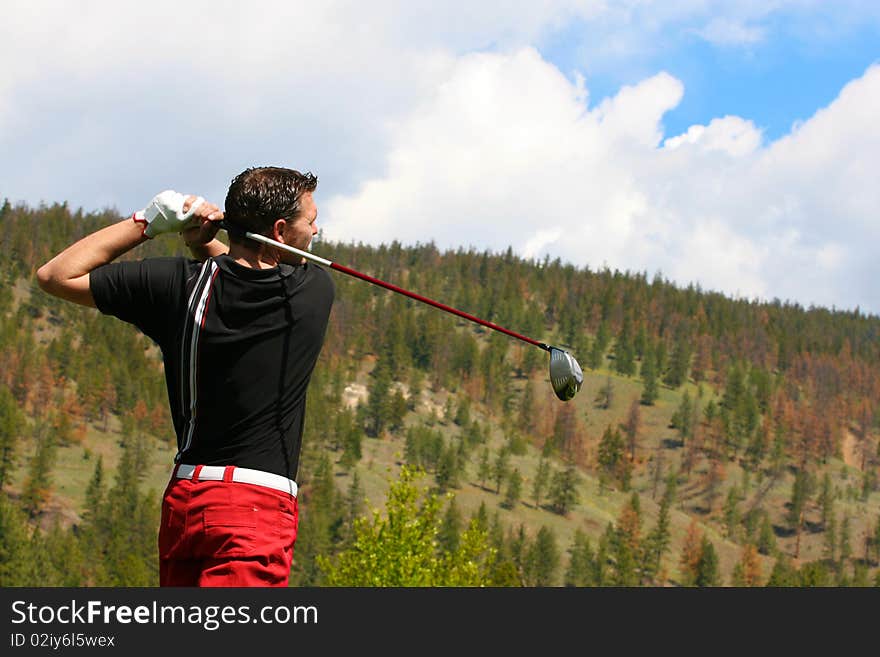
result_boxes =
[37,166,334,587]
[38,163,584,586]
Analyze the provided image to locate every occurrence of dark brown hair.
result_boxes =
[224,166,317,239]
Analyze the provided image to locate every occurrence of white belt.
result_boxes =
[175,464,297,497]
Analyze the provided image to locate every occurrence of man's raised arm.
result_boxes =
[36,191,224,306]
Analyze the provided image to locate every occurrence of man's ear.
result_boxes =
[272,218,288,243]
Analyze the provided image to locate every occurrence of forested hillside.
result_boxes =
[1,199,879,587]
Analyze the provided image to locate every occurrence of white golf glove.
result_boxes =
[133,190,204,238]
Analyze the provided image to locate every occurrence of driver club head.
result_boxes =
[549,347,584,402]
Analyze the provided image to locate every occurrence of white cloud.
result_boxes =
[2,2,879,313]
[696,17,765,46]
[322,48,673,269]
[522,228,564,260]
[324,52,880,313]
[671,218,768,300]
[663,116,762,156]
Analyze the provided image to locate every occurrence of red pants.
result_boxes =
[158,466,298,587]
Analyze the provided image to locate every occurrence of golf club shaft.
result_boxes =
[241,230,551,352]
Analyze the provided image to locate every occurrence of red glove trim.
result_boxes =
[132,212,151,239]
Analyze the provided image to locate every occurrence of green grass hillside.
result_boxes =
[7,305,877,585]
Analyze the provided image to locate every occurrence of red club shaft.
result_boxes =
[330,262,550,351]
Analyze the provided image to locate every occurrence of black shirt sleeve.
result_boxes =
[89,257,193,345]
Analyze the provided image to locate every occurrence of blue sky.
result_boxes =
[1,2,879,314]
[538,5,880,141]
[596,31,878,141]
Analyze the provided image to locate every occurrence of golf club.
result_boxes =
[220,222,583,401]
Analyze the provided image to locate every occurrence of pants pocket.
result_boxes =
[274,497,298,538]
[202,507,258,558]
[158,498,184,559]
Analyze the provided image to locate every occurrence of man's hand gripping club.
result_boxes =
[133,190,207,238]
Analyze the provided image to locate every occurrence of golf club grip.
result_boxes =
[330,262,549,351]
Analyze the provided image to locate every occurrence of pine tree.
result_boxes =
[21,419,57,517]
[787,469,811,558]
[454,396,471,427]
[731,544,763,587]
[613,317,636,377]
[745,416,769,469]
[642,476,675,584]
[818,472,834,530]
[403,426,420,467]
[516,381,537,436]
[695,537,721,587]
[434,441,459,492]
[766,554,799,587]
[507,524,528,582]
[480,334,510,411]
[757,513,777,556]
[96,426,157,585]
[622,399,640,462]
[40,519,87,586]
[532,456,550,509]
[598,424,628,490]
[79,456,106,563]
[723,487,740,539]
[524,526,560,586]
[491,448,510,495]
[292,455,342,585]
[0,495,41,585]
[670,389,693,446]
[437,498,462,556]
[640,344,659,405]
[679,520,703,587]
[592,523,611,586]
[611,493,641,586]
[722,363,746,412]
[504,431,527,457]
[520,347,542,379]
[477,448,491,490]
[733,387,760,455]
[823,512,838,563]
[799,560,832,587]
[634,324,648,361]
[663,332,691,389]
[0,384,24,489]
[342,469,365,546]
[851,563,870,587]
[485,510,504,556]
[548,465,580,516]
[464,419,485,448]
[839,515,852,566]
[364,360,392,437]
[388,388,408,432]
[340,414,363,469]
[587,322,610,370]
[472,502,490,534]
[873,517,880,565]
[650,449,666,500]
[564,529,596,587]
[502,468,522,510]
[442,397,456,425]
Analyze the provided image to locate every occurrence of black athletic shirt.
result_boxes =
[90,254,334,480]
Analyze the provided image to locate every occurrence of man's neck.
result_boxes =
[227,242,280,269]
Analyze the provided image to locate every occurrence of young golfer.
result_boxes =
[37,167,334,586]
